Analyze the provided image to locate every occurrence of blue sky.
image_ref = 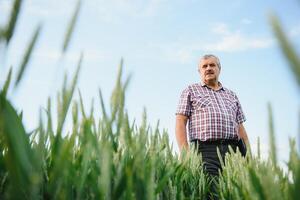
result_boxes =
[0,0,299,164]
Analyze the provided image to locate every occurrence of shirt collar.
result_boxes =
[200,81,224,91]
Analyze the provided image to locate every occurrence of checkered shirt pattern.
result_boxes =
[176,83,246,142]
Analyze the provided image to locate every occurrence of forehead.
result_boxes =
[199,57,218,66]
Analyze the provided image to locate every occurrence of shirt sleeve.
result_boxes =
[176,87,191,117]
[235,94,246,124]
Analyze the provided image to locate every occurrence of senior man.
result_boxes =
[175,54,249,199]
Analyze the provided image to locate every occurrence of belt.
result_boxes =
[191,139,239,146]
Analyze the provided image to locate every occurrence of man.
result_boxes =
[175,54,249,199]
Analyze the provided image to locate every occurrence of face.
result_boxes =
[198,57,220,85]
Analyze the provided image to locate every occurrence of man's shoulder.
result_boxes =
[180,83,206,97]
[223,86,235,94]
[182,83,203,92]
[222,86,238,98]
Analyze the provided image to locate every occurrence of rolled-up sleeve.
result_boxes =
[176,87,191,117]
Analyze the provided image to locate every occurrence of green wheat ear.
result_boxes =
[1,67,12,97]
[56,53,83,136]
[1,0,22,45]
[267,102,277,167]
[15,24,42,88]
[62,0,82,55]
[270,14,300,88]
[257,136,261,160]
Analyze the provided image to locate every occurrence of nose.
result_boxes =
[206,66,213,72]
[207,64,214,69]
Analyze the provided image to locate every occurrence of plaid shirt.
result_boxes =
[176,82,246,141]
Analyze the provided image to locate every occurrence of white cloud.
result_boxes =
[10,47,111,64]
[147,41,200,64]
[150,23,274,63]
[147,22,275,64]
[204,32,273,52]
[34,48,111,63]
[34,49,62,61]
[212,23,231,35]
[26,0,76,18]
[204,23,274,52]
[8,0,166,25]
[86,0,166,23]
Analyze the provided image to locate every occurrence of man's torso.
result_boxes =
[176,83,246,141]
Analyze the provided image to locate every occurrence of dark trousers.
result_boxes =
[191,139,241,200]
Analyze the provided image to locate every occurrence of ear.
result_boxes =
[197,64,202,72]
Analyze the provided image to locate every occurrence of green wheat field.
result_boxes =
[0,1,299,199]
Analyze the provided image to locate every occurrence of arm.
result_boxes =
[234,93,249,148]
[175,114,189,151]
[238,123,250,147]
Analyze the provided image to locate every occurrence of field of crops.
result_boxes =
[0,62,299,199]
[0,1,299,199]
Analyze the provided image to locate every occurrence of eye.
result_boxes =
[209,63,216,67]
[202,64,207,68]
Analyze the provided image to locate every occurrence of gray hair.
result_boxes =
[200,54,221,69]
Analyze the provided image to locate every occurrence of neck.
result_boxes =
[205,81,220,90]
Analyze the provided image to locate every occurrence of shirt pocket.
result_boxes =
[224,97,237,112]
[193,95,212,110]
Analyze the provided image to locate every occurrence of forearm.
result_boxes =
[176,127,188,151]
[175,117,189,151]
[238,124,249,146]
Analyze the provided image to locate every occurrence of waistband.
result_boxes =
[190,139,239,146]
